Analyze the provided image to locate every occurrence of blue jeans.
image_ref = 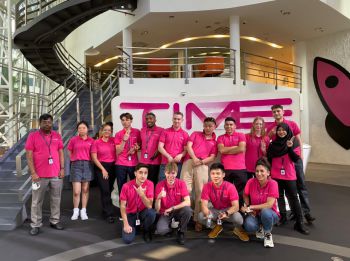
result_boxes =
[122,208,156,244]
[158,163,182,181]
[244,208,279,233]
[115,165,135,195]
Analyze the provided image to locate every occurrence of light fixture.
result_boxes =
[269,57,273,59]
[85,47,100,56]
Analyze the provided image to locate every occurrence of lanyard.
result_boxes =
[145,128,154,153]
[212,182,226,203]
[40,131,53,157]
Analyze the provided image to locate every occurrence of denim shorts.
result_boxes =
[70,160,93,182]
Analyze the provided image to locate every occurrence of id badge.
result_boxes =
[136,219,141,226]
[144,153,148,159]
[48,157,54,165]
[280,168,286,175]
[217,219,222,225]
[128,155,132,161]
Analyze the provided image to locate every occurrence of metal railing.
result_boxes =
[116,46,236,84]
[15,0,67,29]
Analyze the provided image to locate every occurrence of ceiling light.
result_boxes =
[141,31,148,36]
[85,48,100,56]
[269,57,273,59]
[198,53,207,56]
[210,51,220,54]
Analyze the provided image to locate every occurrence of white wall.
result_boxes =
[304,29,350,165]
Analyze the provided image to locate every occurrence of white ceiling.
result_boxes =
[87,0,350,69]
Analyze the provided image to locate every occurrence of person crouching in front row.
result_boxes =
[198,163,249,241]
[120,163,156,244]
[155,162,193,245]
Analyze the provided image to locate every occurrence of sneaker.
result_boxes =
[71,208,79,220]
[256,226,264,239]
[195,222,203,232]
[304,213,316,224]
[29,227,40,236]
[176,231,185,245]
[143,231,152,243]
[264,233,274,248]
[233,227,250,242]
[80,208,88,220]
[208,225,223,239]
[294,222,310,235]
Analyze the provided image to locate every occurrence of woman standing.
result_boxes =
[267,123,309,235]
[241,158,279,248]
[245,117,270,179]
[91,123,117,223]
[68,121,94,220]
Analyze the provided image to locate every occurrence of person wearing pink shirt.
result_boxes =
[25,114,65,236]
[120,163,156,244]
[217,117,247,205]
[158,112,189,180]
[267,104,315,224]
[245,117,270,179]
[155,163,192,245]
[267,123,309,235]
[180,117,217,232]
[140,112,163,185]
[115,113,141,195]
[241,158,280,248]
[67,121,94,221]
[198,163,249,241]
[91,123,117,223]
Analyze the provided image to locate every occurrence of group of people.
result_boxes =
[25,104,315,249]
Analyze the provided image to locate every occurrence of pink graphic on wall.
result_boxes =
[313,57,350,149]
[120,98,293,130]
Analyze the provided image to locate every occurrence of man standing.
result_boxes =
[158,112,189,180]
[115,112,141,194]
[217,117,247,205]
[140,112,163,185]
[120,163,156,244]
[267,104,315,224]
[180,117,217,232]
[155,162,192,245]
[198,163,248,241]
[25,114,65,236]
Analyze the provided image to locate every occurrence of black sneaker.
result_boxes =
[50,222,64,230]
[278,214,288,226]
[143,231,152,243]
[294,222,310,235]
[177,231,185,245]
[304,213,316,224]
[29,227,40,236]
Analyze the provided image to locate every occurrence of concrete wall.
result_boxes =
[303,29,350,165]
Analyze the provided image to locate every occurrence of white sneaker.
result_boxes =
[71,208,79,220]
[264,233,274,248]
[80,208,88,220]
[256,226,264,239]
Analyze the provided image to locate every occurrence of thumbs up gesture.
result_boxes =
[157,187,167,199]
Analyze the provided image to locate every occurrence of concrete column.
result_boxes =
[123,28,133,82]
[229,15,240,84]
[293,41,309,144]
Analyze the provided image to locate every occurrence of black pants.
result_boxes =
[276,179,303,224]
[294,159,311,215]
[147,164,160,186]
[115,165,136,195]
[156,206,193,235]
[225,169,247,206]
[95,162,116,218]
[247,171,255,180]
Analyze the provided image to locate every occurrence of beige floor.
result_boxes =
[305,162,350,187]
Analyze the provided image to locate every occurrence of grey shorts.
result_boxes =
[70,160,93,182]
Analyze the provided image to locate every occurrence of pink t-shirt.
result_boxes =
[120,179,154,214]
[114,128,141,166]
[159,127,189,164]
[67,135,94,161]
[201,181,239,210]
[140,125,163,165]
[244,178,280,216]
[217,132,246,170]
[91,138,116,163]
[245,134,270,173]
[25,130,63,178]
[267,119,301,142]
[184,131,217,162]
[270,150,297,181]
[155,179,189,214]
